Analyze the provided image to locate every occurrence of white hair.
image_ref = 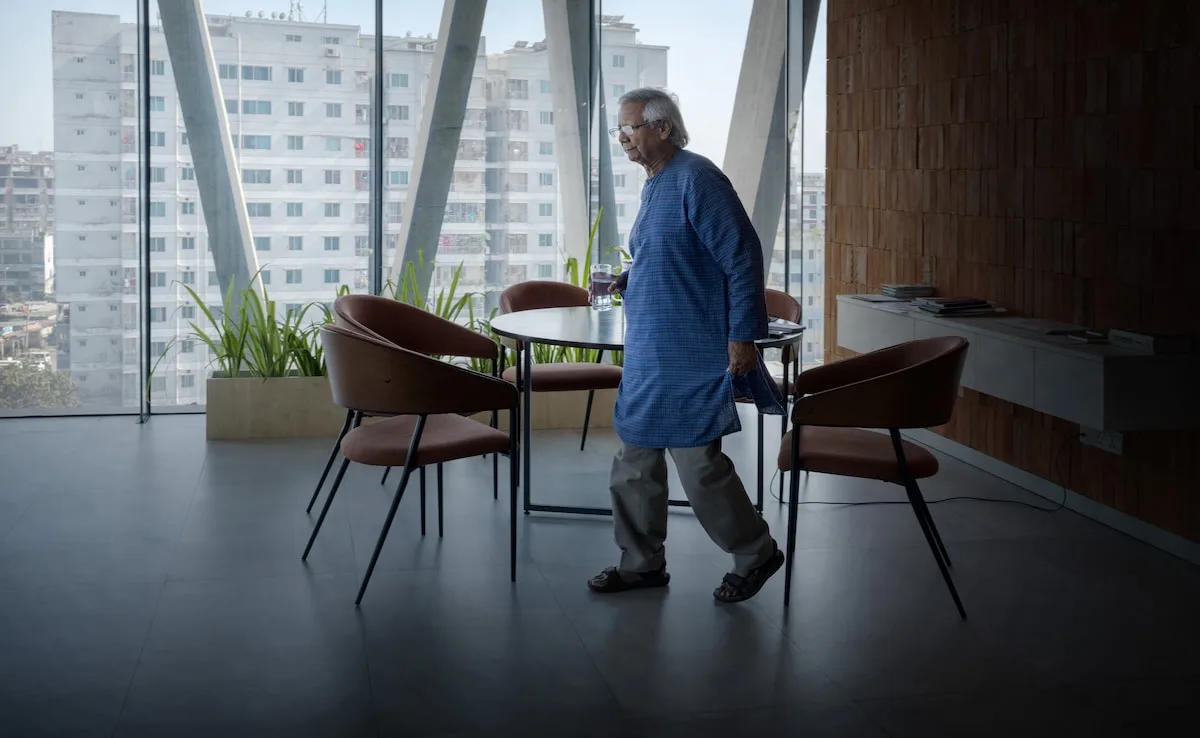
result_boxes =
[617,87,689,148]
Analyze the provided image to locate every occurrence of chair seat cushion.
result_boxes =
[341,414,509,467]
[777,426,939,482]
[501,363,623,392]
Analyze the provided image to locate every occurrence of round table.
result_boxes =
[489,305,805,517]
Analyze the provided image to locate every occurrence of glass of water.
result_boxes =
[589,263,614,310]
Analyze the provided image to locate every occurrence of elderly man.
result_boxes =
[586,87,783,604]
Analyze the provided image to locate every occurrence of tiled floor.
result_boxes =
[2,410,1199,737]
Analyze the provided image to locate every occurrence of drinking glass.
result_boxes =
[589,263,614,310]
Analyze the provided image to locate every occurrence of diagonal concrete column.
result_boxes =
[387,0,487,295]
[722,0,822,273]
[594,73,620,266]
[542,0,596,269]
[157,0,261,311]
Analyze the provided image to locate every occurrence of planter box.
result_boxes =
[206,375,345,440]
[472,388,616,431]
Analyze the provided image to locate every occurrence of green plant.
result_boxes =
[0,362,79,410]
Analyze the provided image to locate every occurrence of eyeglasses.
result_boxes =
[608,122,654,138]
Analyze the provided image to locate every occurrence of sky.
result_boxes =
[0,0,827,172]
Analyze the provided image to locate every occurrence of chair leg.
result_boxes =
[437,463,444,538]
[508,405,519,583]
[493,450,499,500]
[419,466,427,537]
[307,409,353,514]
[380,467,391,486]
[755,412,764,513]
[783,459,801,607]
[356,416,427,606]
[303,458,351,560]
[580,389,595,451]
[915,496,953,567]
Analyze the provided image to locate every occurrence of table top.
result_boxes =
[488,306,804,351]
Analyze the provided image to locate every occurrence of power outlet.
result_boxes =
[1080,426,1123,455]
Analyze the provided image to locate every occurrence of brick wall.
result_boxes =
[825,0,1200,541]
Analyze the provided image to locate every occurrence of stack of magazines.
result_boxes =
[913,297,1005,317]
[881,284,935,299]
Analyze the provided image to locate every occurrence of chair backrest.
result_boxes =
[792,336,969,430]
[320,323,515,416]
[333,294,496,361]
[500,280,589,314]
[765,289,802,323]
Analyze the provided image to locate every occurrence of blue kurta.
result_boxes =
[613,149,768,449]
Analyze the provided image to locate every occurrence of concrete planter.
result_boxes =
[471,388,616,431]
[206,375,345,440]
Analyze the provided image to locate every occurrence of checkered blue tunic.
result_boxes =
[614,149,768,449]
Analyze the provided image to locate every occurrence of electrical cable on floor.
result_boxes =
[765,431,1083,513]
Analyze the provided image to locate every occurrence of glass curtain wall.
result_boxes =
[0,0,826,418]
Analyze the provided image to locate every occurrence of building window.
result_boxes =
[539,111,553,125]
[325,136,342,152]
[224,99,239,115]
[149,96,165,111]
[614,174,626,188]
[285,269,302,284]
[324,203,341,218]
[324,169,341,185]
[242,65,272,81]
[538,233,554,248]
[150,131,166,147]
[537,264,553,278]
[539,79,551,94]
[288,236,303,251]
[149,237,166,252]
[538,203,554,217]
[539,141,554,155]
[321,36,341,44]
[149,202,166,217]
[325,69,342,85]
[181,306,196,320]
[243,100,271,115]
[260,270,271,285]
[242,135,271,150]
[388,171,409,186]
[286,34,302,42]
[180,167,194,181]
[151,59,165,76]
[150,307,167,322]
[386,105,409,121]
[208,271,218,286]
[288,101,304,117]
[149,272,166,288]
[180,236,195,250]
[323,236,340,251]
[181,201,196,215]
[254,237,271,252]
[287,202,303,217]
[242,169,271,184]
[538,172,554,186]
[247,203,271,217]
[613,54,625,68]
[286,169,303,184]
[325,102,343,118]
[287,67,304,83]
[386,72,408,88]
[180,270,195,286]
[323,269,340,284]
[287,135,304,150]
[181,374,196,389]
[149,167,165,182]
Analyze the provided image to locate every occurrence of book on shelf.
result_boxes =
[880,283,935,299]
[912,297,1006,317]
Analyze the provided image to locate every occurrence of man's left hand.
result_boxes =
[728,341,758,376]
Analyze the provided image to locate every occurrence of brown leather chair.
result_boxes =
[736,288,805,510]
[303,323,519,605]
[497,281,623,451]
[775,336,969,618]
[306,295,501,539]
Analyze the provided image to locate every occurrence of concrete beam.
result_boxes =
[721,0,823,272]
[542,0,596,269]
[157,0,261,311]
[387,0,486,297]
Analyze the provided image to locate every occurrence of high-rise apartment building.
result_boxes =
[0,146,55,302]
[767,171,827,364]
[51,10,665,408]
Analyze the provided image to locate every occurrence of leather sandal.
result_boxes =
[587,564,670,593]
[713,544,785,604]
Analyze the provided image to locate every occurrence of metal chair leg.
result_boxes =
[303,458,350,560]
[419,466,427,536]
[508,404,519,583]
[783,428,802,607]
[380,467,391,486]
[755,412,764,513]
[890,429,965,619]
[307,410,353,514]
[580,389,595,451]
[356,416,427,606]
[437,463,444,538]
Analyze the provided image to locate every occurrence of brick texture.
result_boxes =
[826,0,1200,542]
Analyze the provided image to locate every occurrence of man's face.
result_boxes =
[616,101,666,165]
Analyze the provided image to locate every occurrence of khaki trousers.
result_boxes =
[609,440,775,575]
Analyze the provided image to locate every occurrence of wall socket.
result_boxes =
[1079,426,1124,455]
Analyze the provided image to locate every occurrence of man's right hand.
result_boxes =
[608,271,629,294]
